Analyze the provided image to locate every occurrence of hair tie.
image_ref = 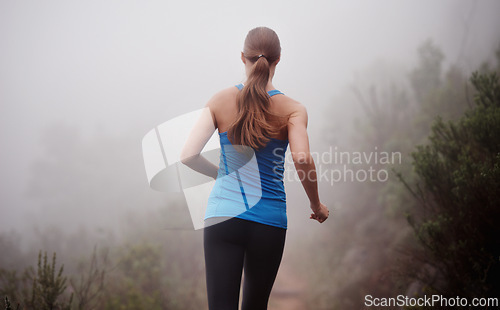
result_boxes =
[258,54,266,59]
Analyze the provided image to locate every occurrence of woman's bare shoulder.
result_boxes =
[276,94,307,116]
[205,86,239,109]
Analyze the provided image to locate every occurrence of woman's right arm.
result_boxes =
[287,103,329,223]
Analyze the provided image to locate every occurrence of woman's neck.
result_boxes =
[242,80,276,92]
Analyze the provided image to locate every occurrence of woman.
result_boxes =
[181,26,329,310]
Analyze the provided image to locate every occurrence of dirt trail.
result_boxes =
[268,259,307,310]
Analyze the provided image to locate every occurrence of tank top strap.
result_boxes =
[234,84,284,97]
[267,89,284,97]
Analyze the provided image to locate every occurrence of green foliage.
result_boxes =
[407,71,500,300]
[1,266,33,309]
[99,240,206,310]
[30,251,73,310]
[304,39,475,309]
[0,236,206,309]
[4,296,19,310]
[0,216,206,310]
[102,243,164,310]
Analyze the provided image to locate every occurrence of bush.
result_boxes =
[404,71,500,304]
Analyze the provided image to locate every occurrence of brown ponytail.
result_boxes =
[228,27,285,150]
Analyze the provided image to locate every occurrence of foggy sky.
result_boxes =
[1,0,499,233]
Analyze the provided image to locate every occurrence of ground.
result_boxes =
[268,257,307,310]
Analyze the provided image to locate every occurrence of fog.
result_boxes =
[1,0,499,308]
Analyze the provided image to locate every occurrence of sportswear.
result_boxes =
[204,216,286,309]
[204,84,288,229]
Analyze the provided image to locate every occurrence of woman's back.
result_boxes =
[207,84,302,142]
[204,84,294,229]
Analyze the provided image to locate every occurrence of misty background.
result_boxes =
[2,0,499,234]
[1,0,500,309]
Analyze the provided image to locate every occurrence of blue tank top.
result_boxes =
[205,84,288,229]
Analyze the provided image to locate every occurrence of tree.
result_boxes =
[29,251,73,310]
[404,71,500,302]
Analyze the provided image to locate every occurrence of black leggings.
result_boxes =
[203,217,287,310]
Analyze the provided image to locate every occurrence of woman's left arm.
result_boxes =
[180,104,219,179]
